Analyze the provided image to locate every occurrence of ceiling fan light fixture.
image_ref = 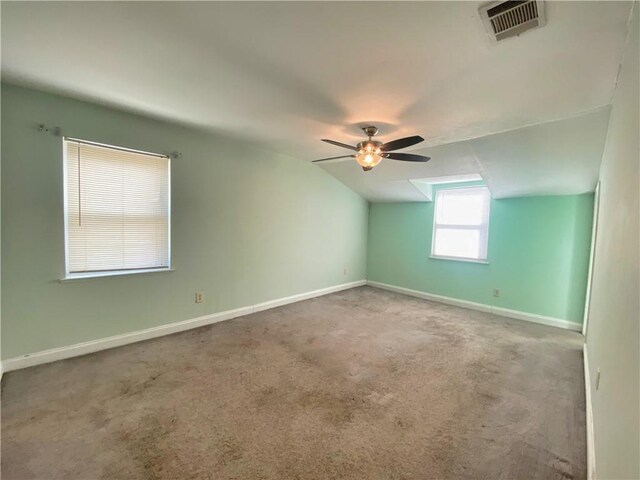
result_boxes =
[355,152,382,169]
[355,141,383,170]
[313,126,429,169]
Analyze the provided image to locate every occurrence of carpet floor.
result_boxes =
[1,286,586,480]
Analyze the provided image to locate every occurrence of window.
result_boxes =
[431,186,491,262]
[63,138,170,278]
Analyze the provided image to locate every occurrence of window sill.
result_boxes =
[429,255,489,265]
[59,268,174,282]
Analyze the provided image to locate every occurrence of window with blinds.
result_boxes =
[63,138,170,277]
[431,186,491,262]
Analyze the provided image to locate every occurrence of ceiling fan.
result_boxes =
[312,126,430,171]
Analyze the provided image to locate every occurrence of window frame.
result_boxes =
[430,185,491,264]
[62,137,172,281]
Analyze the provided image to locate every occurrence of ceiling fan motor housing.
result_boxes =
[356,140,383,154]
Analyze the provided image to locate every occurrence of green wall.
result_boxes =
[367,184,593,323]
[0,83,597,361]
[1,84,369,359]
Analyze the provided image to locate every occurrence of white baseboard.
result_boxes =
[583,344,596,480]
[1,280,366,373]
[367,281,582,332]
[253,280,365,313]
[1,279,580,373]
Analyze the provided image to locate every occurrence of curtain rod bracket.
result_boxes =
[38,124,62,136]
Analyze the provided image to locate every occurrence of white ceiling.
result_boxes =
[1,1,633,200]
[319,107,611,201]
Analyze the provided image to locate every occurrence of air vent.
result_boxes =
[479,0,546,42]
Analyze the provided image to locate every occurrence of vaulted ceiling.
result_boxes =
[1,1,633,200]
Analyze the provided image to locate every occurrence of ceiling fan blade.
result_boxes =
[382,152,431,162]
[381,135,425,151]
[312,155,355,163]
[321,139,358,151]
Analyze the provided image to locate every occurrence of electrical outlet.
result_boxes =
[596,368,601,390]
[343,268,348,276]
[493,288,500,297]
[195,292,204,304]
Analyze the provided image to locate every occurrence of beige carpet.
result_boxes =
[1,286,586,479]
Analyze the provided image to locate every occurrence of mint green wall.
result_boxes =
[1,84,368,359]
[367,185,593,323]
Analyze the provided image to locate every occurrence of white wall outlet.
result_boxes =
[343,268,348,276]
[493,288,500,297]
[195,292,204,304]
[595,368,601,390]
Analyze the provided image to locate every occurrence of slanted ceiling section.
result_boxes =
[472,108,610,198]
[318,108,610,202]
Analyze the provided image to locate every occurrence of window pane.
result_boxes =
[436,189,488,226]
[433,228,481,259]
[65,139,170,273]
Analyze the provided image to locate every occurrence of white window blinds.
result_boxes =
[432,186,491,261]
[64,139,170,275]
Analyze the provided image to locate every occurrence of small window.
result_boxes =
[63,138,170,278]
[431,186,491,262]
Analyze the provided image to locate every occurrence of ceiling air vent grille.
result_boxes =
[480,0,546,42]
